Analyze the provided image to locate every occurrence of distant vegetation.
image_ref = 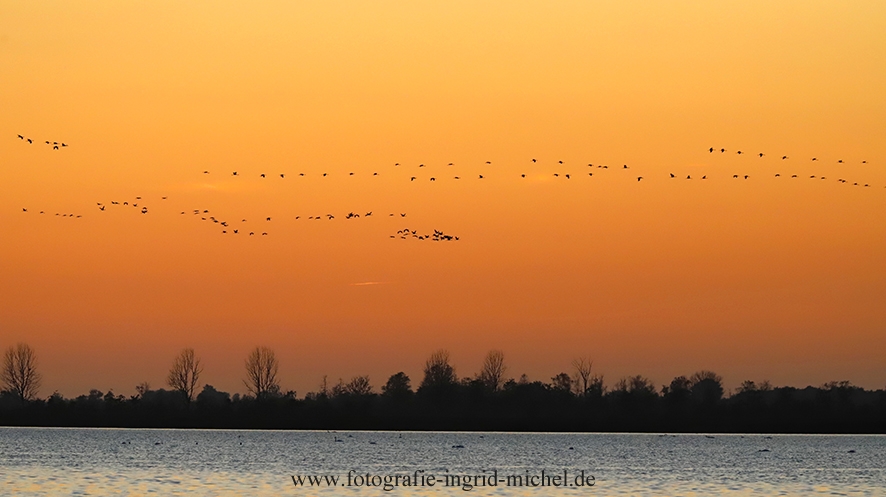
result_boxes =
[2,344,884,433]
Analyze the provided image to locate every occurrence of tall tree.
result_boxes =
[166,348,203,402]
[572,357,593,395]
[420,349,456,390]
[689,370,724,404]
[1,343,42,402]
[382,372,412,399]
[478,350,507,392]
[243,346,280,400]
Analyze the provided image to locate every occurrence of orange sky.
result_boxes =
[2,1,885,397]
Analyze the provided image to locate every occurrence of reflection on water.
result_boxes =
[1,428,885,496]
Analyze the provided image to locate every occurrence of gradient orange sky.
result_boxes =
[2,1,885,397]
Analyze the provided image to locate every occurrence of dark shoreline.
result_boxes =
[3,383,884,434]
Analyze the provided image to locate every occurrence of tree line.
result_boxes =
[2,343,885,433]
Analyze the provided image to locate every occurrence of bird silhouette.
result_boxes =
[758,153,764,158]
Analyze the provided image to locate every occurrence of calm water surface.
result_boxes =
[1,428,884,496]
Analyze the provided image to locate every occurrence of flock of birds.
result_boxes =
[14,134,884,242]
[16,134,68,150]
[393,228,459,242]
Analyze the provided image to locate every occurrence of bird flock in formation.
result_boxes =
[15,134,884,241]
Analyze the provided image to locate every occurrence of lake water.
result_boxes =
[1,428,884,496]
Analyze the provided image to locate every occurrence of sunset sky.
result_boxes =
[2,1,885,398]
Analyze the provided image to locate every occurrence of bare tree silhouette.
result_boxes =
[689,370,724,404]
[1,343,42,403]
[420,349,456,390]
[166,348,203,403]
[572,357,593,395]
[244,346,280,400]
[478,350,507,392]
[344,375,372,396]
